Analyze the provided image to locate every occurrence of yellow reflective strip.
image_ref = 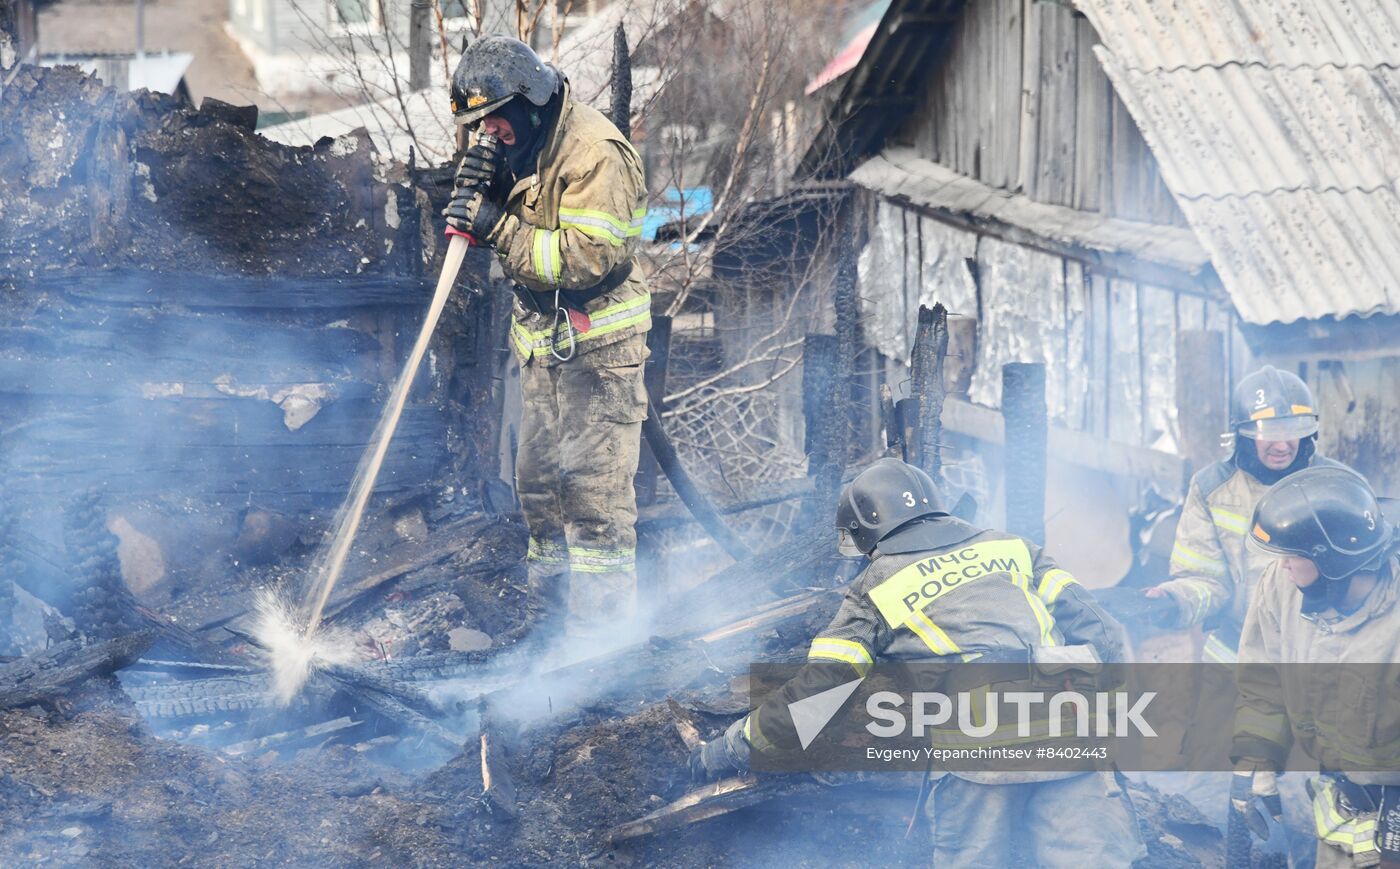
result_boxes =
[1234,706,1289,744]
[807,639,872,676]
[549,228,562,277]
[1314,782,1379,850]
[1203,633,1237,663]
[1210,508,1248,536]
[906,611,961,656]
[568,546,634,558]
[808,637,874,665]
[573,310,649,343]
[868,539,1034,628]
[745,712,774,753]
[571,563,633,574]
[1019,585,1057,647]
[558,206,632,234]
[532,229,545,282]
[560,219,628,246]
[1171,543,1227,576]
[1035,568,1078,603]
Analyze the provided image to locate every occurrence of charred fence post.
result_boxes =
[1001,362,1047,545]
[611,24,632,140]
[802,334,838,470]
[814,233,860,510]
[909,303,949,481]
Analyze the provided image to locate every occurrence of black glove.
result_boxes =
[454,134,503,192]
[444,190,505,241]
[1231,767,1284,840]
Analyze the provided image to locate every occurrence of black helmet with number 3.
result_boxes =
[836,459,946,556]
[450,36,562,127]
[1231,365,1319,442]
[1249,466,1392,581]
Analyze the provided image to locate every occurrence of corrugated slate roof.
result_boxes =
[1077,0,1400,324]
[851,148,1211,275]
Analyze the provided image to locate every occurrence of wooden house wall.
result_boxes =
[854,192,1240,453]
[902,0,1187,226]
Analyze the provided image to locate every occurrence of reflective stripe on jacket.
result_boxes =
[483,85,651,365]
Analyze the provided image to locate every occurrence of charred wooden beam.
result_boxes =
[605,776,827,844]
[222,716,362,757]
[0,631,155,710]
[479,698,518,818]
[909,303,949,480]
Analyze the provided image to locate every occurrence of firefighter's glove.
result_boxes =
[454,136,503,192]
[688,718,750,783]
[1231,766,1283,840]
[689,739,738,783]
[444,190,505,242]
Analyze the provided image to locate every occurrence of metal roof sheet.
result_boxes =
[1077,0,1400,70]
[1079,0,1400,324]
[1178,186,1400,324]
[1099,59,1400,198]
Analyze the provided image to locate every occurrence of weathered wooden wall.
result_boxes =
[906,0,1186,226]
[854,194,1238,451]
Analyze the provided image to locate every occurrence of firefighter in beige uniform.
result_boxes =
[445,37,650,636]
[688,459,1143,867]
[1233,466,1400,868]
[1148,366,1344,663]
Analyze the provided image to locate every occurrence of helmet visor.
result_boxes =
[453,94,513,127]
[1237,413,1319,441]
[836,528,864,558]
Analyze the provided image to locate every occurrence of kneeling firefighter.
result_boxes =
[688,458,1144,867]
[1234,466,1400,869]
[445,37,651,639]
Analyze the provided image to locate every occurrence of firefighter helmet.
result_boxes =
[450,36,561,126]
[836,458,946,556]
[1248,466,1392,580]
[1230,366,1319,441]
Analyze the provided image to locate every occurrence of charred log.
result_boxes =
[0,631,154,710]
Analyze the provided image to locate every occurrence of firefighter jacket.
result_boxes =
[1234,551,1400,778]
[1157,453,1345,660]
[1233,552,1400,865]
[731,517,1128,784]
[482,84,651,366]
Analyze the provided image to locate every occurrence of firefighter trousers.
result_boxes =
[929,771,1144,867]
[516,336,647,639]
